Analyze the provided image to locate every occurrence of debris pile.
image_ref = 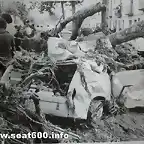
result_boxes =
[0,7,144,143]
[115,42,144,70]
[0,50,81,143]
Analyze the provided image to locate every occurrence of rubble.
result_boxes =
[0,50,81,143]
[0,5,144,143]
[3,27,144,142]
[112,69,144,111]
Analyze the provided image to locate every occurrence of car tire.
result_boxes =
[87,99,104,125]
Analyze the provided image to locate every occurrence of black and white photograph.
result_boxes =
[0,0,144,143]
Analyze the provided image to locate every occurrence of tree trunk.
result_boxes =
[109,20,144,46]
[56,2,106,38]
[71,1,76,33]
[70,18,84,40]
[101,0,109,28]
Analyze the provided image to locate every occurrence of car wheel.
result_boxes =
[87,99,104,125]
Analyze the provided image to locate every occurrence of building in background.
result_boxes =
[108,0,144,31]
[0,0,4,13]
[79,0,102,28]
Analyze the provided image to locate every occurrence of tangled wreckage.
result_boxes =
[2,35,144,121]
[2,38,112,122]
[1,13,144,143]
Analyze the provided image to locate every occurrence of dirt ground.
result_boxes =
[75,112,144,142]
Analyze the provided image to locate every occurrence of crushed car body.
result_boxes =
[111,69,144,110]
[4,57,111,120]
[28,58,111,120]
[0,36,112,121]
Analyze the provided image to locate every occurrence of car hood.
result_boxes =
[67,59,111,119]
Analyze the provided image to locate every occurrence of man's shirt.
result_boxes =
[6,23,16,36]
[0,29,15,59]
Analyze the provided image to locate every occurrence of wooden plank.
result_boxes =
[61,1,65,19]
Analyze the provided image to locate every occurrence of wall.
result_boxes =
[108,0,144,31]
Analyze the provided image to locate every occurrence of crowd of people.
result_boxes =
[0,13,49,77]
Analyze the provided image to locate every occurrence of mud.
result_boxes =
[76,112,144,142]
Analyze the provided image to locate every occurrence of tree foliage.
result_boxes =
[28,1,40,11]
[29,1,56,16]
[39,1,56,15]
[29,0,84,16]
[3,1,28,21]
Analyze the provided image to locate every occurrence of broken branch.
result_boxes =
[109,20,144,46]
[55,2,106,39]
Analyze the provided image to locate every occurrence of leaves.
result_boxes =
[29,1,56,15]
[3,1,28,20]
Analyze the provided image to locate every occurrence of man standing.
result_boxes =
[0,18,16,76]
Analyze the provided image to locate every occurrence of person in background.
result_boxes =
[14,25,23,51]
[22,20,35,38]
[1,13,16,36]
[29,24,36,37]
[1,13,12,24]
[2,14,23,51]
[0,18,16,76]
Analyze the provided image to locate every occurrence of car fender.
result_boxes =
[68,64,111,120]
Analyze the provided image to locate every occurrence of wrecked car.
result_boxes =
[111,69,144,111]
[4,58,111,123]
[30,59,111,122]
[1,36,112,123]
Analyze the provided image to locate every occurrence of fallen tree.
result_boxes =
[79,20,144,45]
[41,0,144,45]
[108,20,144,46]
[55,2,106,40]
[78,25,111,37]
[56,5,144,44]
